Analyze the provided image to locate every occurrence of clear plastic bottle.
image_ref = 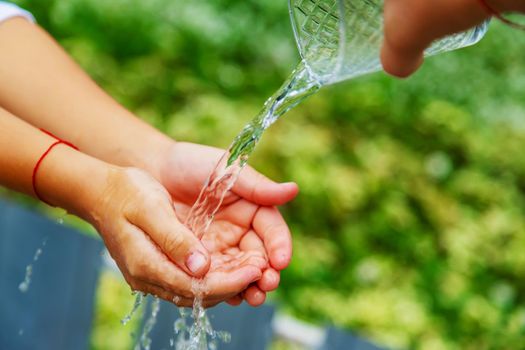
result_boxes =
[289,0,489,84]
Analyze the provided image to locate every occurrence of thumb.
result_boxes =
[380,42,424,78]
[233,166,299,206]
[381,0,489,78]
[131,201,211,278]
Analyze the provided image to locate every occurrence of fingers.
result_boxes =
[226,285,269,307]
[253,206,292,271]
[244,285,266,307]
[133,257,265,308]
[257,269,280,292]
[134,282,192,307]
[239,230,266,257]
[140,283,224,308]
[381,0,490,77]
[233,166,298,206]
[226,295,243,306]
[210,200,258,237]
[122,223,239,306]
[205,263,263,297]
[121,223,194,298]
[129,195,210,278]
[238,230,280,291]
[117,223,267,308]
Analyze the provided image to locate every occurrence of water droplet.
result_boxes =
[34,249,42,261]
[136,297,160,350]
[121,293,144,325]
[178,307,189,318]
[217,331,231,343]
[18,237,48,293]
[18,265,32,293]
[174,319,185,333]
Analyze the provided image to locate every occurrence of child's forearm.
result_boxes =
[0,106,109,219]
[0,106,213,281]
[0,18,172,177]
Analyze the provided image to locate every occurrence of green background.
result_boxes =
[6,0,525,349]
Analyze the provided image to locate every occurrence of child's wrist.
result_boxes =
[35,145,115,220]
[136,133,175,182]
[108,116,175,181]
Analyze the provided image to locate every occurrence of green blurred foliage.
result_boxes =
[9,0,525,349]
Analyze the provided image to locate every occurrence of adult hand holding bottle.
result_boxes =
[381,0,525,78]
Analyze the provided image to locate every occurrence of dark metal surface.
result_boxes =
[0,200,103,350]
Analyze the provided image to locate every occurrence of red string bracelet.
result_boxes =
[32,129,79,206]
[478,0,525,30]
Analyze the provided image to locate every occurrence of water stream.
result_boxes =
[135,297,160,350]
[185,60,320,238]
[122,292,145,326]
[128,59,320,350]
[177,60,321,349]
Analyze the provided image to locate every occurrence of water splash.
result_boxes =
[173,280,213,350]
[173,307,191,348]
[121,292,145,326]
[173,302,230,350]
[135,297,160,350]
[19,237,48,293]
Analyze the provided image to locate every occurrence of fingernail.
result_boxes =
[274,250,289,269]
[186,251,207,275]
[281,182,298,193]
[251,271,263,283]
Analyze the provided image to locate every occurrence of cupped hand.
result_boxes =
[155,142,299,306]
[381,0,524,77]
[88,167,267,307]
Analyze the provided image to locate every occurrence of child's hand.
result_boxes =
[87,167,267,306]
[151,142,299,306]
[0,15,297,307]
